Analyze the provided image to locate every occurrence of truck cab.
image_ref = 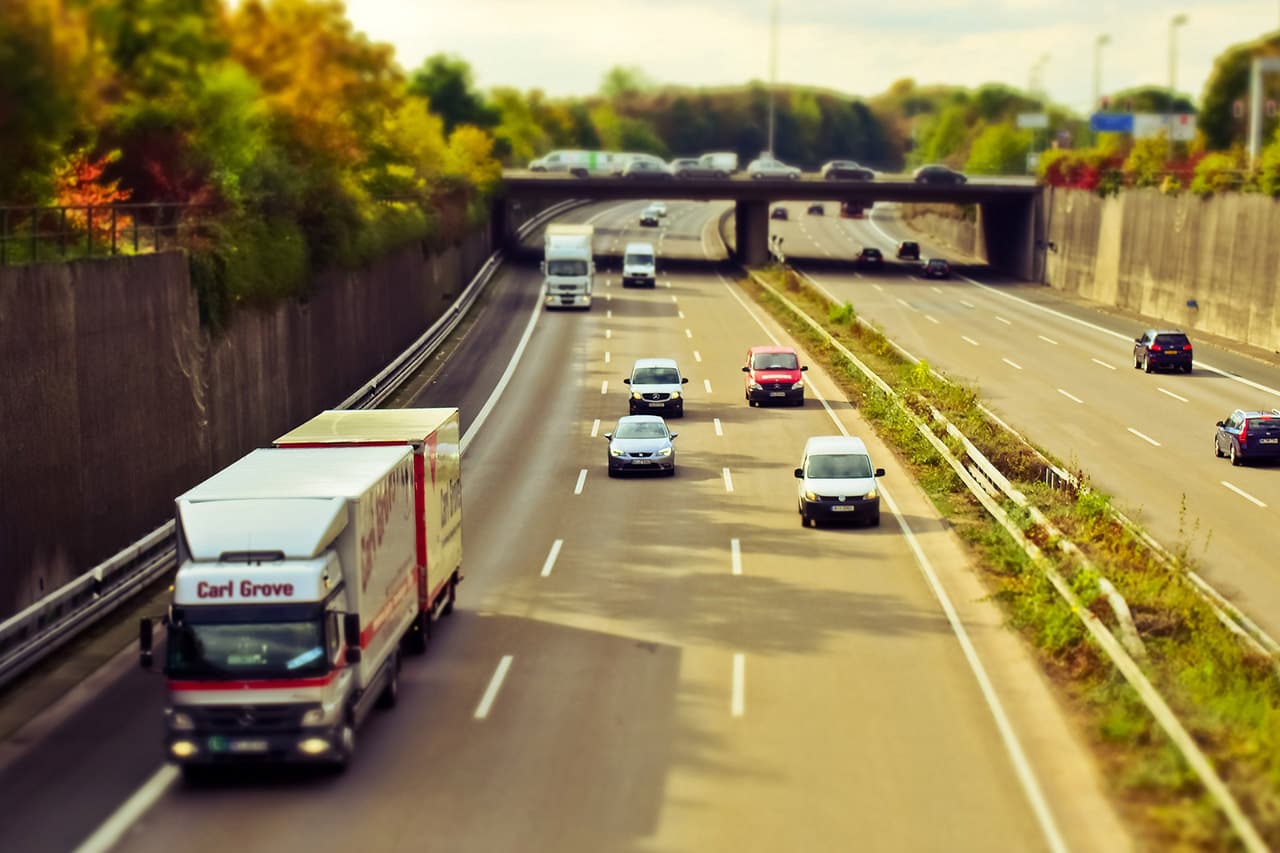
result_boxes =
[543,224,595,309]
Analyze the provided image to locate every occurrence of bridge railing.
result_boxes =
[0,203,218,266]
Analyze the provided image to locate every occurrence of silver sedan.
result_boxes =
[605,416,678,476]
[747,155,802,180]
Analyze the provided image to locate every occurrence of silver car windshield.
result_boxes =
[806,454,873,479]
[632,367,679,384]
[615,422,668,439]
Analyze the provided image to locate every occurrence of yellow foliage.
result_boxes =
[444,125,501,193]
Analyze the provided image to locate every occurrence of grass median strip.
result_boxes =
[743,265,1280,850]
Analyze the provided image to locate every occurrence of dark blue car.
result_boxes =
[1215,409,1280,466]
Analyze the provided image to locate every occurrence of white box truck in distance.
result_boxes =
[543,223,594,309]
[140,434,460,775]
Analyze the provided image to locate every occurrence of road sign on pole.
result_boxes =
[1090,113,1134,133]
[1017,112,1049,129]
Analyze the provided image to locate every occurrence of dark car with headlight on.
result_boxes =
[605,415,678,476]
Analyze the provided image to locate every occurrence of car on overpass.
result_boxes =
[1133,329,1193,373]
[1215,409,1280,466]
[923,258,951,279]
[747,155,802,180]
[622,159,673,180]
[605,415,678,477]
[913,164,967,185]
[820,160,875,181]
[669,158,729,178]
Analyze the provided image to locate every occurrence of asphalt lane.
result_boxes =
[772,202,1280,640]
[16,198,1127,853]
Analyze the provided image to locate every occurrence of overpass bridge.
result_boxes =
[495,172,1046,278]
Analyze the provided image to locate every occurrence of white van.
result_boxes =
[528,150,620,177]
[622,242,656,288]
[794,436,885,527]
[699,152,739,174]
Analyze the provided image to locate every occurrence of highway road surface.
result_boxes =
[1,200,1130,853]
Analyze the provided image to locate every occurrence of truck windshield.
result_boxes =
[547,260,588,276]
[166,604,331,680]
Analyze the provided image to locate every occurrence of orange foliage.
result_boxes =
[54,150,134,236]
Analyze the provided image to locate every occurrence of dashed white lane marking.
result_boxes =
[731,654,745,717]
[1003,358,1023,370]
[723,468,734,493]
[671,295,678,303]
[679,310,686,319]
[704,379,713,394]
[605,279,612,287]
[926,315,940,324]
[1159,387,1189,403]
[474,655,514,719]
[540,539,564,577]
[896,298,917,311]
[71,766,179,853]
[959,300,975,308]
[606,292,611,302]
[961,335,980,347]
[714,418,723,436]
[1222,481,1267,507]
[665,281,672,288]
[606,329,612,339]
[574,469,588,495]
[604,352,611,364]
[872,284,884,292]
[1038,334,1059,345]
[1127,427,1161,447]
[607,309,613,319]
[685,329,693,338]
[601,380,608,395]
[1058,388,1084,404]
[996,315,1013,326]
[931,286,943,294]
[694,350,702,363]
[730,538,742,576]
[591,419,600,437]
[1091,358,1116,370]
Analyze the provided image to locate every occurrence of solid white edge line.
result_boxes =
[474,655,514,719]
[714,417,724,436]
[1057,388,1083,404]
[1002,358,1023,370]
[591,419,600,437]
[461,280,546,454]
[72,765,180,853]
[704,379,713,394]
[1127,427,1162,447]
[1221,481,1267,507]
[731,653,745,717]
[1091,358,1116,370]
[540,539,564,577]
[730,538,742,576]
[1158,387,1189,403]
[722,468,734,493]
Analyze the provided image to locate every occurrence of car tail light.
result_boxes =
[1149,344,1162,352]
[1183,344,1193,351]
[1239,420,1249,445]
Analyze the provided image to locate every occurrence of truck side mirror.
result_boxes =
[344,613,362,665]
[139,618,154,670]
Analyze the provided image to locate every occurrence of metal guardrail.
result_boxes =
[0,198,585,692]
[749,267,1268,851]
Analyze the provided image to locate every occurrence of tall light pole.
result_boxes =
[1168,13,1189,156]
[766,0,779,157]
[1093,34,1111,114]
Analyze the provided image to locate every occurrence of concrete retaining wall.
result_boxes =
[901,205,985,261]
[0,229,492,616]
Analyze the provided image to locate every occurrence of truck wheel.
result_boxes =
[377,653,400,709]
[332,717,356,772]
[405,613,429,655]
[442,575,457,616]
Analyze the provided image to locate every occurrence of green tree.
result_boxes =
[965,124,1030,174]
[1106,85,1194,114]
[407,53,498,134]
[1189,150,1245,196]
[1198,33,1280,150]
[600,65,653,99]
[1258,129,1280,196]
[917,104,969,165]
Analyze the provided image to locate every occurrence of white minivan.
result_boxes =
[622,242,656,288]
[794,436,885,527]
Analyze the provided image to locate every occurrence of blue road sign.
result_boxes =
[1090,113,1134,133]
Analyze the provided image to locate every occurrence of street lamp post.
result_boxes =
[1168,14,1189,156]
[766,0,779,157]
[1093,34,1111,114]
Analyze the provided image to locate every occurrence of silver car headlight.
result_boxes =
[791,380,805,389]
[657,447,672,457]
[610,447,624,457]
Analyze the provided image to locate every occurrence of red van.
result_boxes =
[742,345,808,406]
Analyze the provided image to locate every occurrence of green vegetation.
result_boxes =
[745,266,1280,849]
[3,0,502,326]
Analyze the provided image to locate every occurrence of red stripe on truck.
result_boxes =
[168,671,339,692]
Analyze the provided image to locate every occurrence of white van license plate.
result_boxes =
[832,506,858,512]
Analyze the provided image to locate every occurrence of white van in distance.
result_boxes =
[622,242,656,288]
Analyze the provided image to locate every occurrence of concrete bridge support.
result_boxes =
[734,199,771,266]
[978,194,1045,281]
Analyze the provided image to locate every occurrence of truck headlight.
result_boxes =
[301,707,326,726]
[657,447,672,457]
[168,711,195,731]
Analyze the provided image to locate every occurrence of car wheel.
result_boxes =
[667,467,677,478]
[795,397,805,407]
[716,171,727,179]
[798,503,809,527]
[868,511,881,528]
[607,467,617,478]
[1133,353,1141,369]
[1214,436,1224,458]
[1143,355,1153,373]
[788,173,799,180]
[1230,443,1243,467]
[1184,364,1193,374]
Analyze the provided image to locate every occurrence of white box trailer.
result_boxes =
[143,445,422,774]
[543,223,595,309]
[274,407,463,651]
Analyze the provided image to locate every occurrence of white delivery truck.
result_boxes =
[274,407,463,651]
[528,150,622,177]
[543,223,595,309]
[622,241,656,288]
[141,438,458,775]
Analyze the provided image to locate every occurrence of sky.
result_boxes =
[341,1,1279,114]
